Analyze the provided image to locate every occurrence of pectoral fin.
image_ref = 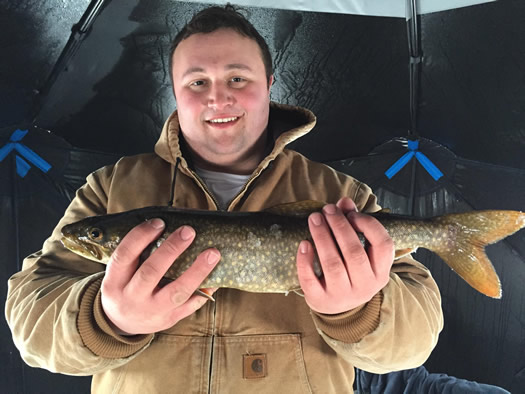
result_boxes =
[395,248,417,259]
[196,289,215,302]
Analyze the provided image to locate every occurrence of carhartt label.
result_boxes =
[243,354,267,379]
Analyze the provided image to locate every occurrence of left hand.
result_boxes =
[296,197,394,314]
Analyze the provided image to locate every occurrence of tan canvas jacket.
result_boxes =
[6,102,443,393]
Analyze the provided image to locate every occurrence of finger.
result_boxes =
[336,197,358,214]
[128,225,197,294]
[104,218,166,291]
[308,212,348,289]
[296,240,324,296]
[166,292,215,325]
[346,212,394,278]
[156,248,221,308]
[323,204,379,291]
[322,204,372,285]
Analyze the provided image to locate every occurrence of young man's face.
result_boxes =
[171,28,273,174]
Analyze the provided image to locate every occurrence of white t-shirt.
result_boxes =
[195,167,251,210]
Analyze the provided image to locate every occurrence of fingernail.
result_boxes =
[207,249,220,264]
[323,204,337,215]
[300,241,309,254]
[149,218,165,229]
[311,213,323,226]
[180,226,195,241]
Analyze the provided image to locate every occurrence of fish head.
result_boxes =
[61,214,132,263]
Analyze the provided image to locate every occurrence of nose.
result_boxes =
[207,82,234,110]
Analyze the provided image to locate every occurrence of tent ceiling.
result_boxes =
[183,0,496,17]
[190,0,496,18]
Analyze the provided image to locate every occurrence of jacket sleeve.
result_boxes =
[310,181,444,373]
[5,166,153,375]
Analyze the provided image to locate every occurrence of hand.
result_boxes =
[296,197,394,314]
[100,218,220,335]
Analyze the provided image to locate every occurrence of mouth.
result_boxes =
[61,235,104,262]
[205,115,241,128]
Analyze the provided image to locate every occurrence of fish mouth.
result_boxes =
[61,235,104,262]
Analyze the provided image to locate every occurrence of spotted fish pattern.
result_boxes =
[61,202,525,298]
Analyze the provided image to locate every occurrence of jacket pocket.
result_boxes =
[92,335,213,394]
[210,334,313,394]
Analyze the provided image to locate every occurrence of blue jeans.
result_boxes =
[354,367,510,394]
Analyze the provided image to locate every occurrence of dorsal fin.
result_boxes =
[264,200,326,216]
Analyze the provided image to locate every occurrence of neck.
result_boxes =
[186,129,271,175]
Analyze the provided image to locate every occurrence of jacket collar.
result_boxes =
[154,102,316,173]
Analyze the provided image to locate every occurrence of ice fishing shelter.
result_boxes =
[1,1,525,392]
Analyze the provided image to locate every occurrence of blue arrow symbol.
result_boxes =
[0,129,52,177]
[385,139,443,181]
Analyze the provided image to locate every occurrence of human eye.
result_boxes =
[190,80,205,87]
[229,76,248,87]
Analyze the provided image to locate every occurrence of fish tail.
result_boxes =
[432,210,525,299]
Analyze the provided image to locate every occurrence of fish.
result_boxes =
[60,201,525,299]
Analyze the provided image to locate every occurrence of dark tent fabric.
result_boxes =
[0,127,121,393]
[327,137,525,392]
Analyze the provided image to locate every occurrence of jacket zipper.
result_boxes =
[226,166,268,211]
[190,168,262,212]
[187,165,263,392]
[169,166,218,391]
[186,169,218,392]
[208,293,217,393]
[189,170,221,210]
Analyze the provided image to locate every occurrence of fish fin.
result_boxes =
[395,248,417,259]
[292,289,305,298]
[196,289,215,302]
[264,200,326,216]
[377,208,392,213]
[432,210,525,299]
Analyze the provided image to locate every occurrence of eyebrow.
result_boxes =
[182,63,253,78]
[225,63,253,72]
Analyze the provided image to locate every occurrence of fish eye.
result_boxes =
[89,228,103,241]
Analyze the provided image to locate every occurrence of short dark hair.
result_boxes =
[168,4,273,86]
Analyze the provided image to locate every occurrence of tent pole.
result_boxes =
[408,155,417,216]
[406,0,421,216]
[31,0,108,122]
[406,0,422,138]
[10,154,21,271]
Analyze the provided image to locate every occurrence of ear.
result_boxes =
[268,74,274,91]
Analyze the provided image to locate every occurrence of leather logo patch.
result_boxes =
[243,354,267,379]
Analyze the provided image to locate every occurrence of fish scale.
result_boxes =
[60,201,525,298]
[159,212,311,292]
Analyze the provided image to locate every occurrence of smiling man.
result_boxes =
[172,28,273,174]
[6,4,443,393]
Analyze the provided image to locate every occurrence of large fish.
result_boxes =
[61,201,525,298]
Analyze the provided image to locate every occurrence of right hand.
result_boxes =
[100,218,221,335]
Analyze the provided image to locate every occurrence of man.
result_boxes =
[6,5,443,393]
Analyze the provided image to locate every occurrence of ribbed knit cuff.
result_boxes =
[311,291,383,344]
[77,278,153,359]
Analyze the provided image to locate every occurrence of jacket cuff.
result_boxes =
[77,278,153,359]
[311,291,383,344]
